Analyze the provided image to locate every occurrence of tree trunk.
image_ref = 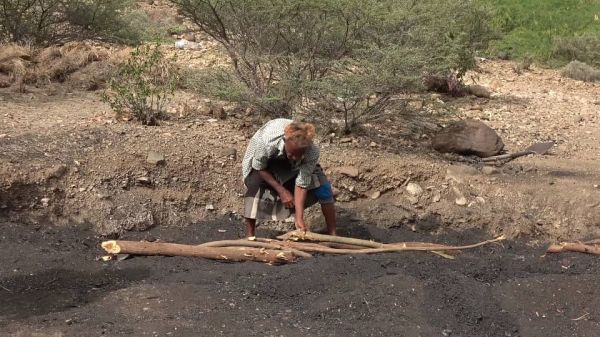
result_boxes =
[101,240,297,264]
[546,242,600,255]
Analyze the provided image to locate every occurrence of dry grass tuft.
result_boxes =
[29,42,111,84]
[0,44,32,63]
[0,44,33,89]
[561,60,600,83]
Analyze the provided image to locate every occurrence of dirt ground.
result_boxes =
[1,39,600,336]
[2,220,600,337]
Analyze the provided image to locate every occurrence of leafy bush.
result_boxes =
[0,0,173,45]
[172,0,492,131]
[478,0,600,64]
[103,45,179,125]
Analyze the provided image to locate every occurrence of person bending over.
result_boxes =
[241,119,337,237]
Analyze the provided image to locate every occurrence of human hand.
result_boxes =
[279,189,294,208]
[295,219,309,232]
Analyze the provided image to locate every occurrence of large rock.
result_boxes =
[432,119,504,158]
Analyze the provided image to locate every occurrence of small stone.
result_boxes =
[348,185,355,192]
[96,193,110,200]
[432,191,441,203]
[371,191,381,199]
[0,134,7,138]
[481,166,499,175]
[406,182,424,196]
[467,85,492,98]
[453,186,467,206]
[47,164,68,179]
[574,115,584,123]
[369,142,378,147]
[136,177,152,186]
[41,197,50,207]
[340,137,352,143]
[455,197,467,206]
[475,196,485,204]
[226,148,237,160]
[336,166,360,178]
[594,184,599,189]
[207,118,218,123]
[147,151,165,165]
[205,204,215,211]
[407,195,419,205]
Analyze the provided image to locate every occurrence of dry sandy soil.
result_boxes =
[1,39,600,336]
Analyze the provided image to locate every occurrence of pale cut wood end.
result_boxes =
[101,240,121,254]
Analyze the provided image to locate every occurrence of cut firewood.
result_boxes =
[546,242,600,255]
[278,230,505,252]
[101,240,297,264]
[100,233,505,265]
[318,242,366,250]
[482,141,554,163]
[198,239,312,258]
[430,251,456,259]
[480,150,534,162]
[277,231,384,248]
[269,234,505,255]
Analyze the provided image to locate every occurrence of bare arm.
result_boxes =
[294,185,308,231]
[258,170,293,208]
[257,170,284,194]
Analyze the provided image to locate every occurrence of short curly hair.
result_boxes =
[284,121,316,149]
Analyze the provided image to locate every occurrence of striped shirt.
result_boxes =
[242,119,320,188]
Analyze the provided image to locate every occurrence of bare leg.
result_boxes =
[321,203,337,236]
[245,218,257,237]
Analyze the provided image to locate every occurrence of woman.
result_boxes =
[241,118,337,237]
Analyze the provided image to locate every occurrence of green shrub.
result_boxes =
[0,0,173,45]
[478,0,600,64]
[172,0,492,131]
[103,44,179,125]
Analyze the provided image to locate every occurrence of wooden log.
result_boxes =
[276,238,502,255]
[277,230,505,251]
[546,242,600,255]
[198,239,312,258]
[101,240,297,264]
[277,230,384,248]
[481,150,533,162]
[318,242,366,250]
[266,238,459,257]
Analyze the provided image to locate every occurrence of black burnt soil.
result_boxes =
[1,218,599,337]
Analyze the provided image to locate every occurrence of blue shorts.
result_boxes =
[313,182,334,203]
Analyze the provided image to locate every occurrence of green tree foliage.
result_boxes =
[0,0,173,45]
[172,0,492,131]
[478,0,600,65]
[103,44,179,125]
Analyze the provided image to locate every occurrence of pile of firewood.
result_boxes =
[101,231,506,265]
